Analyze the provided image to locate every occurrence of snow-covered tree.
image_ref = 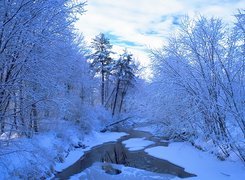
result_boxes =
[89,33,114,105]
[0,0,87,137]
[111,49,137,115]
[150,15,245,161]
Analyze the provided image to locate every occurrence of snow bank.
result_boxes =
[0,116,126,179]
[145,143,245,180]
[71,162,174,180]
[0,131,69,179]
[0,119,86,178]
[122,137,154,151]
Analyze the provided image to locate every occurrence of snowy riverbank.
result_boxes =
[0,117,126,179]
[2,124,244,179]
[59,127,245,179]
[54,131,127,172]
[146,143,245,180]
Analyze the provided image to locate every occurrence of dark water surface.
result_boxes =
[55,129,196,179]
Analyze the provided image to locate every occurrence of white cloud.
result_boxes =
[75,0,244,75]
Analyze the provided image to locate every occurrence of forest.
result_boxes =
[0,0,244,179]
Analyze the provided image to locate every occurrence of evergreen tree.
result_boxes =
[112,49,137,115]
[90,33,114,105]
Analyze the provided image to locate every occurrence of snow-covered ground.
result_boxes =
[145,143,245,180]
[63,128,244,179]
[0,130,79,179]
[58,127,245,179]
[133,126,245,179]
[0,118,126,179]
[71,162,174,180]
[3,121,243,179]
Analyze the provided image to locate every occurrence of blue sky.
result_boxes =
[76,0,244,74]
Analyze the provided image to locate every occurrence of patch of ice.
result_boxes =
[122,137,154,151]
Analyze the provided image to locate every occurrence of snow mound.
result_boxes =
[71,162,174,180]
[122,137,154,151]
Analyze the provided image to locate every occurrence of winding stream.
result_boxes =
[55,129,196,179]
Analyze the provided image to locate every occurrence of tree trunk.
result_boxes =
[19,86,26,135]
[32,104,38,133]
[112,79,120,116]
[13,97,18,130]
[105,74,109,102]
[0,96,10,134]
[28,103,38,137]
[105,88,115,108]
[119,85,128,113]
[101,70,105,105]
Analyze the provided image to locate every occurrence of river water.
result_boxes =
[55,129,196,179]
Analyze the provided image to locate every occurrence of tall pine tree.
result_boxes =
[90,33,114,105]
[112,49,137,115]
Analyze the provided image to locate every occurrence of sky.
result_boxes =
[75,0,244,76]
